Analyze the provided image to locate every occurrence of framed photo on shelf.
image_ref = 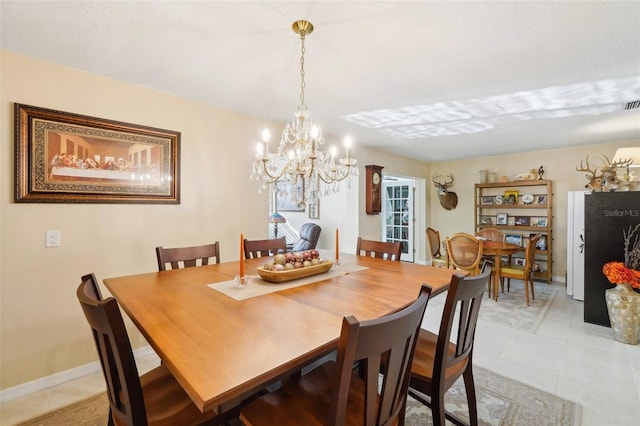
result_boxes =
[514,258,526,266]
[275,181,305,212]
[536,194,547,205]
[480,215,493,225]
[496,213,508,225]
[14,103,181,203]
[505,234,523,246]
[504,190,519,205]
[534,217,548,227]
[480,196,494,205]
[514,216,530,226]
[535,234,548,250]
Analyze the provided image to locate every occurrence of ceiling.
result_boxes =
[2,1,639,162]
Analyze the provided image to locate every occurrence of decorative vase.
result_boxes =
[605,283,640,345]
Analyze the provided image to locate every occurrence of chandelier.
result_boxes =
[250,19,357,208]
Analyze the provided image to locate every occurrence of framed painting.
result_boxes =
[275,180,305,212]
[308,200,319,219]
[14,104,180,203]
[514,216,530,226]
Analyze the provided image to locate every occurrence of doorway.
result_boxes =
[381,177,415,262]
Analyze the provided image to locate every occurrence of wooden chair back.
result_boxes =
[426,227,442,257]
[240,285,432,426]
[356,237,402,261]
[81,272,104,301]
[427,227,449,268]
[77,277,147,425]
[330,285,431,424]
[477,227,505,242]
[524,234,541,273]
[409,267,492,425]
[244,237,287,259]
[446,233,483,275]
[156,242,220,271]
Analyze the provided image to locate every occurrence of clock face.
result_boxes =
[373,172,380,185]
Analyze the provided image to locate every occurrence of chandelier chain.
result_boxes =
[299,30,306,110]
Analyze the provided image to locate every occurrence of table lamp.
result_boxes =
[269,212,287,239]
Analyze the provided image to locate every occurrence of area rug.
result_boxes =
[405,366,580,426]
[16,366,579,426]
[427,279,557,333]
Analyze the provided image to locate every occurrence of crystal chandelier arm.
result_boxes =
[316,163,353,184]
[258,158,295,183]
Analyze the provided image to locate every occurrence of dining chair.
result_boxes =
[477,227,505,242]
[244,237,287,259]
[499,234,540,305]
[476,228,504,294]
[239,285,432,426]
[156,242,220,271]
[81,272,104,300]
[446,233,483,275]
[427,227,449,268]
[76,274,240,426]
[408,266,492,426]
[356,237,402,261]
[291,223,321,252]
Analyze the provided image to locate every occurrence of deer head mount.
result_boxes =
[576,154,639,192]
[432,173,458,210]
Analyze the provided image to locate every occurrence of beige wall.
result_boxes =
[429,140,639,281]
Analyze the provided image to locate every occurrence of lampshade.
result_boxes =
[613,147,640,167]
[269,212,287,224]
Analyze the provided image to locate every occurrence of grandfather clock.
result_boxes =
[365,165,384,214]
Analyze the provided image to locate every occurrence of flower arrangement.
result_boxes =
[602,224,640,289]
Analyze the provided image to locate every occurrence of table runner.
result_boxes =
[208,262,368,300]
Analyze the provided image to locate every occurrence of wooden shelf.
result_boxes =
[475,180,553,282]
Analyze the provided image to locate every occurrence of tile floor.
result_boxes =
[1,281,639,425]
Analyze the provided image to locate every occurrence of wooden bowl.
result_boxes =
[257,261,334,283]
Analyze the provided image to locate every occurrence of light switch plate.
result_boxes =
[45,230,61,248]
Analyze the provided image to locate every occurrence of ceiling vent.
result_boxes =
[624,100,640,110]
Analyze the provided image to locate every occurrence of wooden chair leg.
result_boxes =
[463,368,479,426]
[530,278,535,301]
[431,393,446,426]
[524,279,530,306]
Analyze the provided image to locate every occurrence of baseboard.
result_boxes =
[0,345,156,403]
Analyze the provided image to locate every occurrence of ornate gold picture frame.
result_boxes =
[14,104,180,203]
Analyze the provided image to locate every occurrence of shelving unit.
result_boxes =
[474,179,553,282]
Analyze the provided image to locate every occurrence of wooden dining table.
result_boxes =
[103,252,459,413]
[481,240,521,300]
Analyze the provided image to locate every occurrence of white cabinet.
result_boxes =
[566,191,585,300]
